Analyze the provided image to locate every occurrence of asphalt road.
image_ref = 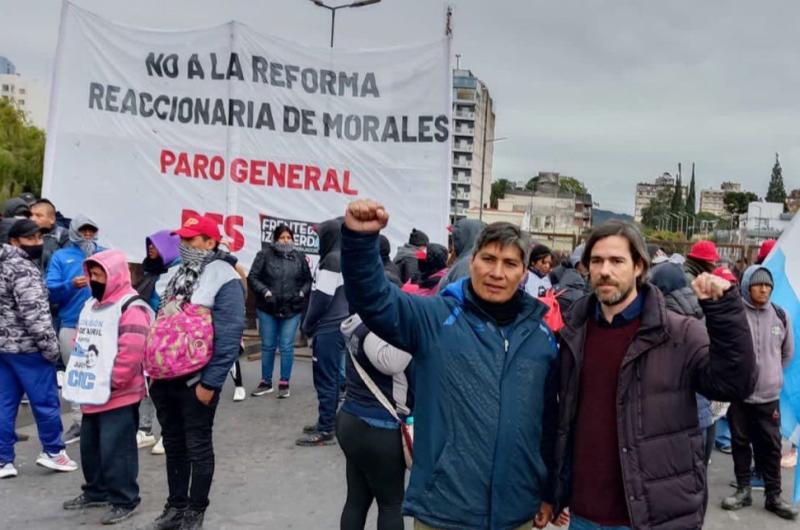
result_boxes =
[4,355,798,529]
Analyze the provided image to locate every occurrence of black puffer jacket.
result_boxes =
[248,245,312,318]
[555,283,756,529]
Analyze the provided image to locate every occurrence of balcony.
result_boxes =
[453,143,473,152]
[454,110,475,120]
[454,127,474,136]
[452,175,472,185]
[453,159,472,170]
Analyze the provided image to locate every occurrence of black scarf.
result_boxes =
[468,282,522,326]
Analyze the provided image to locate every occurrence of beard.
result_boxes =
[592,278,635,306]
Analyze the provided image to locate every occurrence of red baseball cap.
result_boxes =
[713,266,738,284]
[757,239,777,263]
[173,215,222,242]
[687,240,720,263]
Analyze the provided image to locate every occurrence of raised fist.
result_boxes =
[344,199,389,234]
[691,272,732,301]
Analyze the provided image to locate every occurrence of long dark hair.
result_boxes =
[272,224,294,243]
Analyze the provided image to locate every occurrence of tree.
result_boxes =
[641,188,674,230]
[490,178,514,208]
[0,99,45,202]
[723,191,760,215]
[670,165,684,213]
[558,176,588,196]
[685,163,696,216]
[766,152,787,210]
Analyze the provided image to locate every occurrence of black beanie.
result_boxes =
[409,228,429,247]
[529,244,552,265]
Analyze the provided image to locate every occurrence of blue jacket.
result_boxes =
[341,227,559,530]
[45,243,105,328]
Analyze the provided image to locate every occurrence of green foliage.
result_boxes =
[685,165,696,216]
[641,188,673,229]
[0,99,45,202]
[490,178,514,208]
[766,153,787,210]
[670,173,683,213]
[723,191,760,215]
[644,229,684,242]
[558,176,588,196]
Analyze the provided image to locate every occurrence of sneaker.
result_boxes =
[143,504,185,530]
[302,424,319,434]
[63,493,109,510]
[151,437,165,455]
[178,509,204,530]
[36,450,78,472]
[101,505,137,525]
[716,443,732,454]
[781,450,798,468]
[232,386,246,402]
[0,462,18,479]
[63,423,81,445]
[251,381,273,396]
[277,382,290,399]
[137,430,156,449]
[722,487,752,511]
[295,431,335,447]
[766,496,799,520]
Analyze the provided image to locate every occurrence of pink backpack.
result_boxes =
[144,303,214,379]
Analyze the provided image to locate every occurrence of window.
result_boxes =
[1,84,9,92]
[18,88,25,95]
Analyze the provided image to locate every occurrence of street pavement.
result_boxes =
[4,354,798,529]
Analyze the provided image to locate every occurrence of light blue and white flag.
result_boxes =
[764,213,800,501]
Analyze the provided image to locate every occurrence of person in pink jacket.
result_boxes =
[61,249,153,526]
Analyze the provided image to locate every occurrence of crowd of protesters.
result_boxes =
[0,191,798,530]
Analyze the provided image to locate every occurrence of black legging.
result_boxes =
[336,410,406,530]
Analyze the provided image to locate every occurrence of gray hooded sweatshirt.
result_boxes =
[437,219,485,290]
[740,265,794,404]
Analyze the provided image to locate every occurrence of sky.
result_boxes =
[1,0,798,214]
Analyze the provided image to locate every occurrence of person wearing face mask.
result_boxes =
[61,250,154,525]
[45,214,105,444]
[248,225,312,399]
[0,220,78,479]
[144,214,245,530]
[0,197,32,245]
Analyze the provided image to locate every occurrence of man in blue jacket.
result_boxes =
[341,199,558,530]
[45,214,104,444]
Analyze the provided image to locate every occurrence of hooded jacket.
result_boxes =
[393,243,423,284]
[379,235,402,286]
[45,215,105,328]
[0,244,60,360]
[740,265,794,404]
[0,198,31,244]
[342,226,559,530]
[549,267,589,318]
[41,224,69,272]
[340,314,414,424]
[555,284,756,529]
[302,218,350,336]
[438,219,485,290]
[134,230,181,311]
[248,243,312,317]
[79,250,153,415]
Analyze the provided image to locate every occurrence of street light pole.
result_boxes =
[310,0,382,48]
[478,135,508,222]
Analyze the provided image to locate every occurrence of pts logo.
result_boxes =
[181,210,244,252]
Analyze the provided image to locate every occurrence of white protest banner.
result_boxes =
[44,3,452,266]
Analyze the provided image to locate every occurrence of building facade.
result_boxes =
[699,181,741,217]
[467,171,592,249]
[633,172,687,222]
[0,56,38,125]
[451,68,495,221]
